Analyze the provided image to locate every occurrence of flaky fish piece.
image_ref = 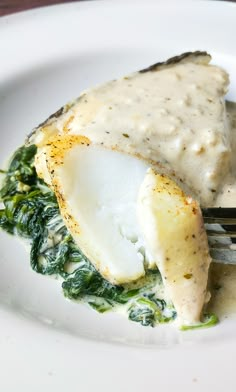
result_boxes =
[29,51,230,206]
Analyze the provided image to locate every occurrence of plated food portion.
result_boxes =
[0,51,235,329]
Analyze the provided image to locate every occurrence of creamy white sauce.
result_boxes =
[34,59,230,207]
[215,101,236,207]
[210,101,236,317]
[58,62,230,207]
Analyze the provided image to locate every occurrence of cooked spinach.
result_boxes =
[63,263,125,301]
[180,313,218,331]
[0,145,176,326]
[128,296,177,327]
[88,299,113,313]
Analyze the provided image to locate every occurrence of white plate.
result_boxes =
[1,0,236,390]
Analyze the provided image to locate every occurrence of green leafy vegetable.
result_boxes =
[63,263,125,301]
[180,313,218,331]
[0,144,177,327]
[128,296,177,327]
[88,299,113,313]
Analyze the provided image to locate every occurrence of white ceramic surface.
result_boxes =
[0,1,236,390]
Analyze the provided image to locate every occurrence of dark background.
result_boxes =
[0,0,235,17]
[0,0,84,16]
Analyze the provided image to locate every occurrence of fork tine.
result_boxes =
[204,217,236,224]
[202,208,236,224]
[209,239,236,264]
[206,230,236,238]
[202,208,236,217]
[212,258,236,265]
[211,248,236,264]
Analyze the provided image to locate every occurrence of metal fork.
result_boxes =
[202,208,236,265]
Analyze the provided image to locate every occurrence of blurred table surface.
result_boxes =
[0,0,236,16]
[0,0,84,16]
